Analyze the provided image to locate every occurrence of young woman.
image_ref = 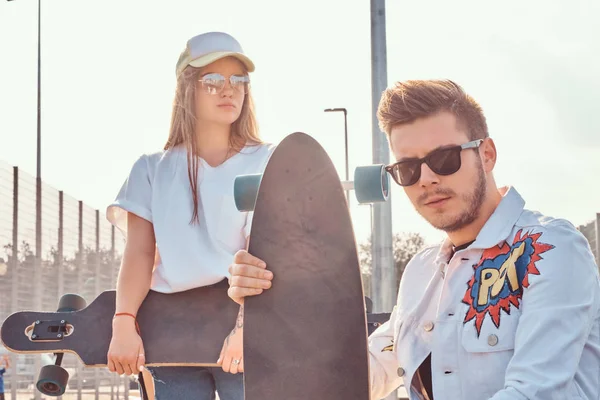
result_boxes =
[106,31,274,400]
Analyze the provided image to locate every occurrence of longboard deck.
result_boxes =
[243,132,371,400]
[0,279,238,366]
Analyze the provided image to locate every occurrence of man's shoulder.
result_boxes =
[515,208,583,239]
[511,208,598,281]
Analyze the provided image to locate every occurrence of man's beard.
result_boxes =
[418,166,487,233]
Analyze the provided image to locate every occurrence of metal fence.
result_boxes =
[577,213,599,267]
[0,160,136,400]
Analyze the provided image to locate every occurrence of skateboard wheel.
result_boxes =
[36,364,69,396]
[354,164,390,204]
[234,173,262,212]
[57,294,86,312]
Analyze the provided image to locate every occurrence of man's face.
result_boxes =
[389,111,488,233]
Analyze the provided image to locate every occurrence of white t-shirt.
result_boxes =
[106,142,275,293]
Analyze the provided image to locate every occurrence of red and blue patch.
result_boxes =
[462,230,554,336]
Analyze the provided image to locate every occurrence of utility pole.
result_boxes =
[370,0,396,313]
[370,6,399,400]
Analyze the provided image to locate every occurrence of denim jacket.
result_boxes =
[369,187,600,400]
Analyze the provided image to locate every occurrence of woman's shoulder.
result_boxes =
[239,141,276,159]
[127,146,185,177]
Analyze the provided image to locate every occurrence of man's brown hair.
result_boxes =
[377,79,489,141]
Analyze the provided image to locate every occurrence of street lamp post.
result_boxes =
[6,0,42,271]
[7,1,42,399]
[7,0,42,206]
[324,108,349,205]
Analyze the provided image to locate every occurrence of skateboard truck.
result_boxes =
[29,319,70,341]
[33,293,87,397]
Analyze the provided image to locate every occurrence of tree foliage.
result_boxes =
[359,232,427,295]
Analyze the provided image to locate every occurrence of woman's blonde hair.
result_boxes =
[164,63,262,223]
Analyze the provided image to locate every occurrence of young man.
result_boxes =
[226,80,600,400]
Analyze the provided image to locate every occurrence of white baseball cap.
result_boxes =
[175,32,255,78]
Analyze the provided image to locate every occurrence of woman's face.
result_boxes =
[195,57,249,127]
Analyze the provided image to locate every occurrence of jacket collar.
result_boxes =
[434,186,525,265]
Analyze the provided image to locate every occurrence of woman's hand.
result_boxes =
[107,316,145,376]
[217,304,245,374]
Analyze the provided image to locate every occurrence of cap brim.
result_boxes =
[187,51,255,73]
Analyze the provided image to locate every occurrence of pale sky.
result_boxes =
[1,0,599,248]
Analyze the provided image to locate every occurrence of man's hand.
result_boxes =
[228,250,273,305]
[217,305,245,374]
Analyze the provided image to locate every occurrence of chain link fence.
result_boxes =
[0,161,138,400]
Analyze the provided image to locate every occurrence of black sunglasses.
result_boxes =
[385,139,484,186]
